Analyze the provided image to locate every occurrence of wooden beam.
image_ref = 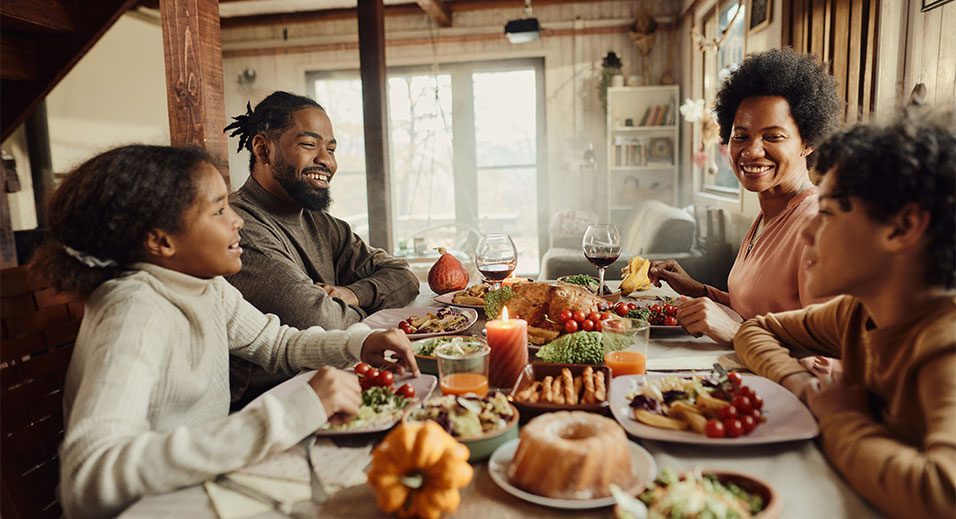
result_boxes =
[0,0,76,33]
[0,35,36,81]
[416,0,451,27]
[358,0,393,252]
[159,0,230,183]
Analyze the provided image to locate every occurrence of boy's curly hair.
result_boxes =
[714,48,843,166]
[816,107,956,288]
[30,145,213,296]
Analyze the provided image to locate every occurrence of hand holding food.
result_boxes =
[320,363,417,431]
[647,259,707,297]
[308,366,363,420]
[362,329,420,376]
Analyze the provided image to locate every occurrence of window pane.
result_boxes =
[476,166,539,274]
[701,1,744,193]
[313,79,370,241]
[474,70,536,168]
[387,74,457,252]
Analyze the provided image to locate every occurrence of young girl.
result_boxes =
[30,145,418,518]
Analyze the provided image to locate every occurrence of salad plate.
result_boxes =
[488,438,657,509]
[362,307,478,339]
[609,373,819,445]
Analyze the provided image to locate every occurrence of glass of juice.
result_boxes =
[436,341,491,397]
[603,318,650,377]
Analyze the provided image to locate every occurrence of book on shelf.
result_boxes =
[639,107,652,126]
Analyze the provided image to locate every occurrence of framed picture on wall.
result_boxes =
[921,0,954,12]
[748,0,772,34]
[647,137,674,165]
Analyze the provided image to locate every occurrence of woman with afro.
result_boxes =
[649,48,842,347]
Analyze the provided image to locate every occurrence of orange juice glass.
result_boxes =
[436,342,490,397]
[605,350,646,376]
[439,373,490,397]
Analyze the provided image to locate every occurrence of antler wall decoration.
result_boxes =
[689,0,744,53]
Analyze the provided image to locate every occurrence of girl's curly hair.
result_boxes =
[714,48,843,166]
[815,107,956,288]
[30,145,213,296]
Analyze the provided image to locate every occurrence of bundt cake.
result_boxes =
[507,411,633,499]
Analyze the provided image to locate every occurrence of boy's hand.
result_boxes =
[361,329,420,377]
[308,366,362,420]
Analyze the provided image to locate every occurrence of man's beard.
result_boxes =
[272,154,332,212]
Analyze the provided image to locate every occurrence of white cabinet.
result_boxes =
[605,86,680,227]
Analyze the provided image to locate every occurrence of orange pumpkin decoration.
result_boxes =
[367,421,473,518]
[427,248,469,294]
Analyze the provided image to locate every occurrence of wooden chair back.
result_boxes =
[1,266,83,519]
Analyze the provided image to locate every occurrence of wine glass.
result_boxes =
[475,233,517,290]
[582,224,621,296]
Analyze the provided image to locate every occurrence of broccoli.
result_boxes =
[484,287,514,318]
[535,331,605,364]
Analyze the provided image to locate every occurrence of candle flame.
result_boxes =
[502,306,510,320]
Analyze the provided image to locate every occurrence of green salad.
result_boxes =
[561,274,600,290]
[406,392,514,438]
[320,386,409,431]
[415,336,485,358]
[634,469,765,519]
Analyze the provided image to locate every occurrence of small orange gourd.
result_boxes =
[367,421,474,519]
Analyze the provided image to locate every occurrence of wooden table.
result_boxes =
[121,283,878,518]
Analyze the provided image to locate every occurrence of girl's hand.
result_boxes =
[361,329,421,377]
[648,259,706,297]
[676,297,741,345]
[807,380,870,420]
[308,366,362,419]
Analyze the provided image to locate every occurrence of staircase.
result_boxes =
[0,0,136,142]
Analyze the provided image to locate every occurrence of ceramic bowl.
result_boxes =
[404,400,520,462]
[410,335,487,376]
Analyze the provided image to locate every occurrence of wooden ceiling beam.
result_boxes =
[416,0,451,27]
[0,35,37,81]
[0,0,76,33]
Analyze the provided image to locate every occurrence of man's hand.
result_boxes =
[807,380,870,420]
[317,283,360,306]
[361,329,420,377]
[308,366,362,420]
[676,296,741,345]
[648,259,707,297]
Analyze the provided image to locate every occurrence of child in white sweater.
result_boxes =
[29,145,419,518]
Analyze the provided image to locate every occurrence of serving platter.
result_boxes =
[609,373,819,445]
[433,290,485,310]
[363,307,479,339]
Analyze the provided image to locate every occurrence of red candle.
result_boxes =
[485,306,529,389]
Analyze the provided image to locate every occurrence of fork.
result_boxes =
[214,474,294,516]
[299,434,328,504]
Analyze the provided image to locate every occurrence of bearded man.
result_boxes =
[223,91,419,407]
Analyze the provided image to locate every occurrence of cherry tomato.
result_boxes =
[558,309,573,322]
[592,320,603,332]
[664,304,678,316]
[564,319,579,333]
[649,304,662,315]
[717,404,738,420]
[651,316,665,325]
[597,303,609,312]
[732,395,753,416]
[366,368,380,383]
[572,310,587,323]
[376,370,394,387]
[739,386,755,399]
[727,372,743,387]
[353,362,371,377]
[587,311,602,323]
[751,394,764,411]
[397,383,416,399]
[360,376,374,390]
[663,315,678,326]
[704,419,726,438]
[615,302,629,316]
[600,311,613,321]
[398,322,413,334]
[627,303,637,311]
[723,418,744,438]
[581,319,595,331]
[740,415,757,434]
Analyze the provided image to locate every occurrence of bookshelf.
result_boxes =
[605,85,680,227]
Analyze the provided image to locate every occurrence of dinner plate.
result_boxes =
[362,307,479,339]
[609,373,819,445]
[245,371,437,436]
[433,291,485,310]
[488,438,657,509]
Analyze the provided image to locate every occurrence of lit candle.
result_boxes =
[485,306,529,389]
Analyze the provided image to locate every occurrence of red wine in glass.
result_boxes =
[582,225,622,296]
[585,253,619,269]
[478,263,515,281]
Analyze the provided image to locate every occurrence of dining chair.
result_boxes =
[0,265,84,519]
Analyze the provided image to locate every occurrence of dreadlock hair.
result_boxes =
[815,106,956,289]
[223,91,324,172]
[29,145,214,297]
[714,48,843,167]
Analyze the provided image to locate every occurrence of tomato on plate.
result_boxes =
[614,302,629,317]
[581,319,595,331]
[564,319,579,333]
[740,414,757,434]
[572,310,587,323]
[397,383,415,399]
[664,304,678,316]
[592,320,603,332]
[376,370,394,387]
[717,404,737,420]
[587,311,602,322]
[663,315,678,326]
[705,419,726,438]
[723,418,744,438]
[727,372,743,387]
[398,322,413,334]
[626,303,637,311]
[558,309,573,322]
[366,368,380,383]
[359,376,374,390]
[732,395,753,416]
[649,304,662,315]
[353,362,371,376]
[600,311,613,321]
[751,394,764,411]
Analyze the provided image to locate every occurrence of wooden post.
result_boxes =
[358,0,393,251]
[159,0,230,183]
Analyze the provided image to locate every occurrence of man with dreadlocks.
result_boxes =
[224,91,420,408]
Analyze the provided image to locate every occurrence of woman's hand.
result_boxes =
[360,329,421,377]
[807,380,870,420]
[648,259,707,297]
[676,297,741,345]
[308,366,362,420]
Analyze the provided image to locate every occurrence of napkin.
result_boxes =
[206,439,374,519]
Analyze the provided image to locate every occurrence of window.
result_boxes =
[308,59,544,275]
[700,0,746,195]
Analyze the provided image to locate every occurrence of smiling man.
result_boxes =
[734,108,956,517]
[223,91,419,407]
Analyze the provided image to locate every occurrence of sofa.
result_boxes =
[539,201,726,287]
